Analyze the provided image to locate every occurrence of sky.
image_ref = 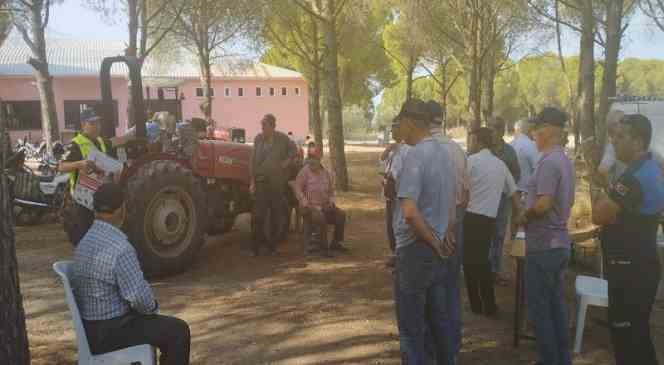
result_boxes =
[44,1,664,61]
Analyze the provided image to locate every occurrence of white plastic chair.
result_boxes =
[53,261,155,365]
[573,242,609,354]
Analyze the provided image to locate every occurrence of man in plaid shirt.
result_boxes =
[294,146,348,255]
[72,183,190,365]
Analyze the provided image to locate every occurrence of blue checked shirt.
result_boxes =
[72,220,157,320]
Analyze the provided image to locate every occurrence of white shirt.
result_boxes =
[467,148,517,218]
[386,143,411,181]
[510,133,540,192]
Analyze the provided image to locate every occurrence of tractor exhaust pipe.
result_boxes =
[99,56,147,139]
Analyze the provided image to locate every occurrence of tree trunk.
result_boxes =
[310,69,323,146]
[597,0,623,149]
[405,54,415,101]
[27,1,59,151]
[322,0,348,191]
[578,0,596,164]
[482,47,497,120]
[468,13,482,131]
[198,51,213,124]
[126,0,139,128]
[0,99,31,365]
[29,59,59,149]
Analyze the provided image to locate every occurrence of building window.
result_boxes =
[269,87,275,96]
[294,87,301,96]
[2,101,41,130]
[64,100,119,130]
[256,87,262,97]
[238,87,244,97]
[195,87,214,98]
[224,87,231,97]
[281,87,287,96]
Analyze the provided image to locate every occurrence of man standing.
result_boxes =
[59,108,131,246]
[72,183,190,365]
[392,99,456,364]
[464,127,519,317]
[511,119,540,193]
[294,147,348,255]
[381,118,411,257]
[488,116,521,285]
[427,100,468,360]
[592,114,664,365]
[250,114,295,256]
[517,107,574,365]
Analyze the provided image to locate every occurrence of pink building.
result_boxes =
[0,38,309,143]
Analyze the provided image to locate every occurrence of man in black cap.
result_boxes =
[592,114,664,365]
[516,107,574,365]
[427,100,468,361]
[59,108,132,246]
[392,98,456,364]
[72,183,191,365]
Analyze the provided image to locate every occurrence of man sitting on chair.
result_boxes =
[294,147,348,255]
[71,183,190,365]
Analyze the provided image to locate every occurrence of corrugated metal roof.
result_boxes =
[0,36,303,80]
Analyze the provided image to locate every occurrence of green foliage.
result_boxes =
[377,54,664,127]
[260,0,395,108]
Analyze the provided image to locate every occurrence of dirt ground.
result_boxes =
[16,151,664,364]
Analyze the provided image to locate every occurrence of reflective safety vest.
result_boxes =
[68,134,108,192]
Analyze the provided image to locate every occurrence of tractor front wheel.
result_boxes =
[126,160,207,277]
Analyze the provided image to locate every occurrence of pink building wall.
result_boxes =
[1,75,309,143]
[0,75,129,143]
[179,78,309,142]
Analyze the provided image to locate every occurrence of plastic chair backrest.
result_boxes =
[53,261,92,359]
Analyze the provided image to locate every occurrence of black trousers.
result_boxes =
[463,212,497,315]
[302,206,346,248]
[608,259,660,365]
[385,199,396,252]
[63,202,94,247]
[84,313,190,365]
[253,181,287,254]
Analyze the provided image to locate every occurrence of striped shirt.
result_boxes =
[72,220,156,320]
[294,164,334,209]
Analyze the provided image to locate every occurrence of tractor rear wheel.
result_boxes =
[125,160,207,277]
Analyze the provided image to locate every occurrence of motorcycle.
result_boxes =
[6,149,69,226]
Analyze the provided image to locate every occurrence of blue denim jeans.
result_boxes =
[525,248,572,365]
[489,195,511,273]
[395,242,455,365]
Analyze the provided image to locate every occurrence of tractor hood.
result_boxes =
[191,140,252,184]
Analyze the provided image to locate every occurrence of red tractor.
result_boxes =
[99,56,252,277]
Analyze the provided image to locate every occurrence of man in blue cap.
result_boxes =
[517,107,574,365]
[59,108,131,246]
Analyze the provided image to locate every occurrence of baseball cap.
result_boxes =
[426,100,444,125]
[80,108,101,123]
[397,99,430,123]
[93,183,126,214]
[531,107,567,128]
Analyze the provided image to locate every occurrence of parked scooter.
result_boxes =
[6,147,69,226]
